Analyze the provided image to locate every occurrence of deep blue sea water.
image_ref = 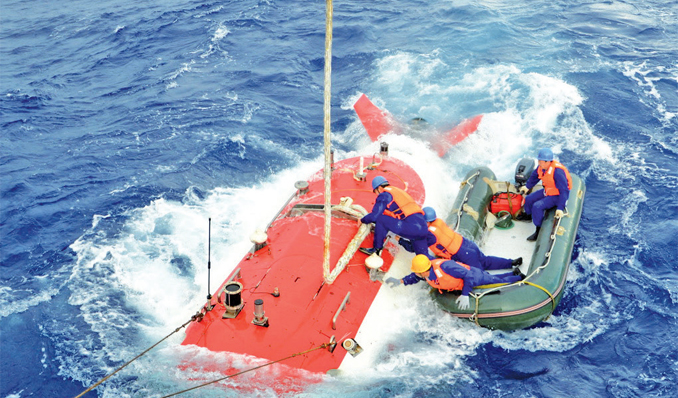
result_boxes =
[2,0,677,397]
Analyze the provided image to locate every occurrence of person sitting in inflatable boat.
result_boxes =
[359,176,430,256]
[397,206,523,271]
[516,148,572,241]
[386,255,524,310]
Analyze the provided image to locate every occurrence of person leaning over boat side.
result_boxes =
[397,206,523,271]
[386,255,523,310]
[516,148,572,241]
[359,176,430,256]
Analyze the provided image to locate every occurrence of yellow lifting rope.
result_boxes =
[522,281,557,319]
[470,279,557,326]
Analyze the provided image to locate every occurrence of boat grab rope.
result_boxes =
[450,171,481,232]
[160,342,333,398]
[73,312,204,398]
[468,211,567,325]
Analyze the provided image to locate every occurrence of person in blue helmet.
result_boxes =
[397,206,523,270]
[516,148,572,241]
[359,176,430,256]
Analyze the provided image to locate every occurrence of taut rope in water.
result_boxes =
[73,312,204,398]
[160,343,332,398]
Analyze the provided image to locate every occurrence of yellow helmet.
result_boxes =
[411,254,432,273]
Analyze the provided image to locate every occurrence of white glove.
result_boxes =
[384,277,401,288]
[519,186,529,195]
[555,209,564,218]
[456,295,470,310]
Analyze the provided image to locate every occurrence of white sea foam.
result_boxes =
[621,60,677,123]
[0,285,60,318]
[65,53,653,395]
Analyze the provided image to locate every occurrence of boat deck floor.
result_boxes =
[481,219,536,275]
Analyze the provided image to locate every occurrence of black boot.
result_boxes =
[511,257,523,266]
[527,226,541,241]
[515,212,532,221]
[359,247,382,256]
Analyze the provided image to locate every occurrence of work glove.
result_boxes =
[384,277,401,288]
[456,295,470,310]
[555,209,564,218]
[519,186,529,195]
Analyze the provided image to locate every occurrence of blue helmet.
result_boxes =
[371,176,389,190]
[423,207,436,222]
[537,148,554,161]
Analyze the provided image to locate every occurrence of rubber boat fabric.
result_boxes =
[432,165,585,330]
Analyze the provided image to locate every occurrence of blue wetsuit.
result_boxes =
[402,260,521,295]
[361,190,429,255]
[400,233,512,270]
[523,167,570,227]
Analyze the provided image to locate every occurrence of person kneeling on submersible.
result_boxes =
[385,255,523,310]
[359,176,430,257]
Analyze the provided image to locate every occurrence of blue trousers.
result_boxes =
[468,267,522,287]
[452,239,512,270]
[373,213,429,255]
[523,190,559,227]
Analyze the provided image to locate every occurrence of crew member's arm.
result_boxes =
[401,272,424,285]
[525,168,540,191]
[553,168,570,211]
[361,191,392,223]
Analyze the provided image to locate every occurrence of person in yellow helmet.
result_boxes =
[384,255,523,310]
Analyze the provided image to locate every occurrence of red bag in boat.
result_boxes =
[489,192,524,217]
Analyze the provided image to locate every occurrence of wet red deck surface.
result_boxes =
[182,155,425,374]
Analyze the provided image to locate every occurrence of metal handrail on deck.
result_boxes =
[332,292,351,330]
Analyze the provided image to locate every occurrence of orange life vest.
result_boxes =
[426,259,470,293]
[537,161,573,196]
[382,186,424,220]
[428,218,463,257]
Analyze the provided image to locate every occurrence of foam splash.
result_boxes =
[65,53,651,395]
[620,60,677,124]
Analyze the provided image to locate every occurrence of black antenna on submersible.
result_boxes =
[206,218,212,302]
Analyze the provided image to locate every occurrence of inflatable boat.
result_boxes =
[431,160,585,330]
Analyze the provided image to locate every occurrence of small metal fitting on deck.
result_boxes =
[342,338,363,357]
[252,299,269,327]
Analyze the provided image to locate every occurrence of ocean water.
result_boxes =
[1,0,677,397]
